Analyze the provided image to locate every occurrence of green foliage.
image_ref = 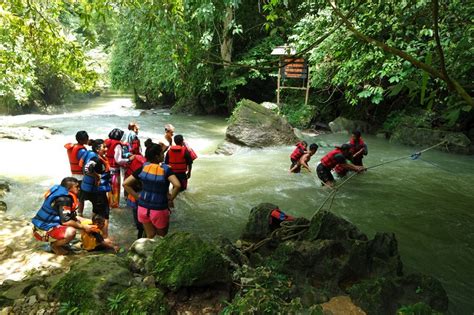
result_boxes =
[107,288,168,315]
[280,101,315,128]
[222,265,323,314]
[52,271,96,314]
[397,302,442,315]
[383,110,437,133]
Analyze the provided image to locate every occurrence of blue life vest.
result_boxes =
[32,185,69,231]
[81,151,111,193]
[138,162,171,210]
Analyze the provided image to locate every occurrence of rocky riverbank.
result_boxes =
[0,203,448,314]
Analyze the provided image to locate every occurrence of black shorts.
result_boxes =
[290,158,297,169]
[175,173,188,191]
[80,191,110,219]
[316,163,334,184]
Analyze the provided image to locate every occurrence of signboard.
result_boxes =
[282,58,308,79]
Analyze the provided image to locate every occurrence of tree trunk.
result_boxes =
[220,5,233,67]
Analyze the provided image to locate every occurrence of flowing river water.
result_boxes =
[0,94,473,314]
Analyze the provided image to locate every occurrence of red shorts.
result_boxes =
[48,225,69,240]
[137,206,170,229]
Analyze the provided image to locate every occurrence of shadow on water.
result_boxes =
[0,95,473,314]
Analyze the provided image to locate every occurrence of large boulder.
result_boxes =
[127,238,161,273]
[241,203,278,241]
[329,117,369,134]
[224,99,299,147]
[148,232,232,291]
[390,127,472,154]
[50,254,133,313]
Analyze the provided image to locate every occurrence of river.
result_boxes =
[0,94,473,314]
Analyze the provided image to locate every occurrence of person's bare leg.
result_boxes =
[143,222,157,238]
[102,219,109,239]
[156,225,169,237]
[51,227,76,255]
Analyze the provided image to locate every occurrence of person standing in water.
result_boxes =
[289,141,308,170]
[64,130,89,216]
[334,130,368,177]
[316,144,365,187]
[158,124,175,153]
[123,140,181,238]
[290,143,318,173]
[165,134,193,191]
[122,122,141,155]
[105,128,135,208]
[32,177,93,255]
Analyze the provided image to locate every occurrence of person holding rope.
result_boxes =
[317,144,365,187]
[335,130,368,177]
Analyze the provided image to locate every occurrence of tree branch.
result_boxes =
[432,0,450,87]
[327,0,474,108]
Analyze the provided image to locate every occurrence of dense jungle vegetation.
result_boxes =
[1,0,473,133]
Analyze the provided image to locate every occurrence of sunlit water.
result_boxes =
[0,94,473,314]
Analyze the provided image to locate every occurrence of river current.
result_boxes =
[0,94,473,314]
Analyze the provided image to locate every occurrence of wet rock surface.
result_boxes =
[0,126,61,141]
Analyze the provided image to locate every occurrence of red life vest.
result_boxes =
[290,142,306,160]
[64,143,86,175]
[125,154,146,178]
[320,148,344,169]
[168,145,188,174]
[350,137,366,155]
[105,139,122,168]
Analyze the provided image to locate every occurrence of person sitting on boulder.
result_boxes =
[316,144,365,187]
[80,215,118,252]
[290,143,318,173]
[289,141,308,170]
[32,177,93,255]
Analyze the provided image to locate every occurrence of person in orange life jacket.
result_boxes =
[105,128,136,208]
[123,140,181,238]
[64,130,89,216]
[316,144,365,187]
[80,139,112,238]
[334,130,368,177]
[80,215,118,252]
[122,122,141,155]
[165,134,193,191]
[31,177,93,255]
[158,124,175,153]
[290,143,318,173]
[289,141,308,170]
[124,140,148,239]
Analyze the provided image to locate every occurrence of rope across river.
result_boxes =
[241,140,447,254]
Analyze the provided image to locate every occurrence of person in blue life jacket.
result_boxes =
[80,139,112,238]
[123,139,181,238]
[32,177,93,255]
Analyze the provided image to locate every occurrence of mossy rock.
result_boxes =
[149,232,231,291]
[349,277,401,315]
[226,99,298,147]
[109,287,168,315]
[50,254,133,313]
[304,210,368,242]
[241,203,278,241]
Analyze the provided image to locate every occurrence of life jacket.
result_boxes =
[269,208,294,229]
[32,185,77,231]
[80,151,111,193]
[126,194,138,209]
[320,148,345,169]
[350,137,366,155]
[183,141,197,160]
[167,145,188,174]
[64,143,87,175]
[129,138,141,155]
[104,138,122,168]
[81,226,103,251]
[290,142,306,161]
[138,162,171,210]
[125,154,146,178]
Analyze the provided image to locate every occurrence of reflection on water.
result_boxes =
[0,95,473,314]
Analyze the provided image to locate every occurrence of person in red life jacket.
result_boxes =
[31,177,93,255]
[289,141,308,170]
[64,130,89,216]
[105,128,136,208]
[316,144,365,187]
[349,130,368,166]
[80,139,112,238]
[158,124,175,153]
[123,140,181,238]
[165,134,193,191]
[290,143,318,173]
[124,140,148,239]
[122,122,141,155]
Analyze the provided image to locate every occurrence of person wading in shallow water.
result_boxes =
[158,124,175,153]
[32,177,92,255]
[123,140,181,238]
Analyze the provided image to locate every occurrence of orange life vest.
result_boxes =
[167,145,188,174]
[320,148,345,169]
[104,139,122,168]
[64,143,86,175]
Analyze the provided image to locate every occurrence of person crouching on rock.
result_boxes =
[32,177,93,255]
[123,140,181,238]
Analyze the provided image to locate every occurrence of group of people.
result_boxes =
[31,123,195,255]
[290,130,368,187]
